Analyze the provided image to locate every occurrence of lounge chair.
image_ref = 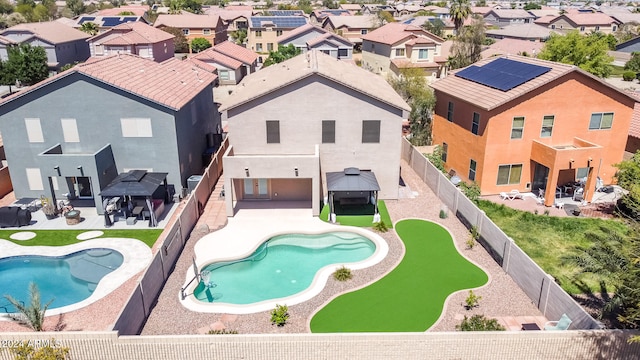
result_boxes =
[509,190,523,200]
[544,313,572,330]
[500,192,510,200]
[573,188,584,202]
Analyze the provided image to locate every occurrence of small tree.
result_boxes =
[262,44,302,67]
[388,68,436,145]
[161,26,189,53]
[190,37,212,53]
[79,21,99,35]
[3,282,54,331]
[456,314,506,331]
[270,304,289,326]
[625,52,640,72]
[10,340,70,360]
[230,28,247,45]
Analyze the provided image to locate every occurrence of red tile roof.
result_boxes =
[2,21,90,44]
[627,92,640,139]
[210,40,258,65]
[559,13,617,26]
[362,22,444,45]
[96,6,149,17]
[90,22,174,45]
[153,13,220,29]
[193,48,243,69]
[183,57,218,73]
[1,54,216,111]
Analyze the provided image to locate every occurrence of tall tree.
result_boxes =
[0,0,13,14]
[388,68,436,145]
[65,0,85,16]
[161,26,189,53]
[2,43,49,89]
[190,37,211,52]
[262,44,301,67]
[449,0,471,33]
[422,18,445,38]
[230,28,247,45]
[79,21,99,36]
[3,282,54,331]
[538,30,613,78]
[615,151,640,220]
[447,17,484,70]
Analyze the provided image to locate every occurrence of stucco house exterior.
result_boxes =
[87,22,175,62]
[0,54,220,214]
[430,55,636,207]
[0,21,90,73]
[192,40,258,85]
[321,15,377,48]
[73,15,148,34]
[543,13,619,34]
[277,23,353,60]
[361,22,446,78]
[154,13,227,49]
[220,50,410,216]
[247,16,308,60]
[483,9,535,26]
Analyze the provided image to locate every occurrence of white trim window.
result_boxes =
[120,118,152,137]
[25,118,44,143]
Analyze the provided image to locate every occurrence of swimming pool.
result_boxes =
[194,232,375,305]
[0,249,123,313]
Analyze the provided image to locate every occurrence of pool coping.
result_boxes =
[0,238,152,317]
[180,216,389,314]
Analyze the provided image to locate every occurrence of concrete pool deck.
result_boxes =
[181,203,388,314]
[0,237,152,317]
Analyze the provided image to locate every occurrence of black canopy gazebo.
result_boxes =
[326,167,380,220]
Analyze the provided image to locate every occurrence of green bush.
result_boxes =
[373,221,388,232]
[270,304,289,326]
[623,71,636,81]
[460,182,481,202]
[439,209,448,219]
[464,290,482,309]
[333,266,353,281]
[207,329,238,334]
[456,314,506,331]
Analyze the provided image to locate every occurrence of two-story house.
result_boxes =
[0,21,90,73]
[247,16,308,59]
[74,15,148,34]
[207,9,252,41]
[430,55,636,207]
[543,13,619,34]
[87,22,175,62]
[309,9,351,24]
[361,22,446,78]
[219,50,410,216]
[154,13,227,49]
[322,15,378,49]
[483,9,536,26]
[277,23,353,60]
[0,54,220,214]
[192,40,258,85]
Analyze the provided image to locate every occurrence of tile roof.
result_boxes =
[153,13,220,29]
[211,40,258,64]
[90,22,174,45]
[362,22,443,45]
[1,54,216,111]
[487,9,535,19]
[323,15,377,29]
[481,38,544,58]
[192,48,243,69]
[485,23,558,39]
[183,57,218,73]
[277,23,352,46]
[2,21,90,44]
[206,9,252,21]
[220,50,409,113]
[626,91,640,139]
[250,16,308,28]
[560,13,617,26]
[96,6,149,17]
[431,55,636,111]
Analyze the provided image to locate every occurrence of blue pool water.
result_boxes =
[0,249,123,313]
[194,232,376,304]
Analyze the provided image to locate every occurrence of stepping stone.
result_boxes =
[9,232,36,241]
[77,231,104,241]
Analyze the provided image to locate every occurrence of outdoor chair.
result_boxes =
[595,176,604,192]
[544,313,572,330]
[500,192,510,200]
[509,190,523,200]
[573,188,584,202]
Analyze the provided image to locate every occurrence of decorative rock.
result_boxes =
[77,231,104,241]
[9,231,36,241]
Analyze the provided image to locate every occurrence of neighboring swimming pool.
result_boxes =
[0,249,123,313]
[194,232,376,305]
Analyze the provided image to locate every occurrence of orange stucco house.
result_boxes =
[431,55,636,207]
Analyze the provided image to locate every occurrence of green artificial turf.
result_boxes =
[0,229,162,248]
[310,219,488,332]
[319,201,393,228]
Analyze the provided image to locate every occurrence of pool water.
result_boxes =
[0,249,123,313]
[194,232,376,305]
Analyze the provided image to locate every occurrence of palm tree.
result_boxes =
[4,282,54,331]
[79,21,99,36]
[449,0,471,33]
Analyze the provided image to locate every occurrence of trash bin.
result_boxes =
[187,175,203,194]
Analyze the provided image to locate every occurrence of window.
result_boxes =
[26,168,44,191]
[120,118,152,137]
[95,44,103,55]
[361,29,368,35]
[589,112,613,130]
[595,26,600,31]
[497,164,523,185]
[551,24,556,29]
[276,30,283,36]
[61,118,79,143]
[203,29,211,35]
[511,116,524,139]
[255,30,262,38]
[322,120,335,143]
[395,48,405,57]
[338,48,348,58]
[267,43,273,51]
[182,29,189,35]
[256,43,263,52]
[266,120,280,143]
[447,101,454,122]
[541,115,554,137]
[580,26,585,32]
[471,112,480,135]
[25,118,44,143]
[418,49,428,59]
[237,21,247,28]
[321,50,329,55]
[576,167,589,180]
[362,120,381,143]
[219,70,230,81]
[469,159,477,181]
[441,142,448,162]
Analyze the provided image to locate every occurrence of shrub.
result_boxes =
[190,37,212,53]
[466,226,479,249]
[373,221,388,232]
[623,71,637,81]
[270,304,289,326]
[333,266,353,281]
[207,329,238,334]
[439,209,448,219]
[425,146,447,174]
[456,314,506,331]
[460,181,481,203]
[464,290,482,309]
[10,339,70,359]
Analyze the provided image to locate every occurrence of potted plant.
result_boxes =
[41,199,58,220]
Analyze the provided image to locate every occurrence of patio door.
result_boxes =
[243,179,269,199]
[532,163,549,193]
[66,176,93,199]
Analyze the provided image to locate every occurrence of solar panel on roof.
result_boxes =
[251,16,307,28]
[78,16,95,24]
[102,17,124,27]
[123,17,138,22]
[455,58,551,91]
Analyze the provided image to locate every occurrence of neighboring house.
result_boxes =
[87,22,175,62]
[485,23,558,42]
[544,13,619,34]
[393,4,423,18]
[192,40,258,85]
[361,4,396,15]
[277,23,353,60]
[154,13,227,48]
[481,38,544,58]
[339,3,363,15]
[0,21,90,72]
[625,94,640,157]
[430,55,636,207]
[207,9,252,40]
[95,6,150,19]
[616,36,640,53]
[402,16,456,38]
[0,54,220,214]
[527,9,561,19]
[74,15,148,33]
[310,9,351,24]
[361,22,446,78]
[322,15,378,48]
[602,10,640,26]
[483,9,536,26]
[220,50,410,217]
[247,16,308,58]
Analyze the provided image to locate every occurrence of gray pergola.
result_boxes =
[326,167,380,217]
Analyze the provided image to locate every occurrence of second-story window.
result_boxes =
[322,120,335,143]
[361,29,368,35]
[395,48,405,57]
[266,120,280,143]
[256,30,262,38]
[267,43,273,51]
[447,101,454,122]
[418,49,428,59]
[362,120,380,143]
[182,29,189,35]
[471,112,480,135]
[203,29,211,35]
[589,112,613,130]
[276,30,283,36]
[541,115,554,137]
[511,116,524,139]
